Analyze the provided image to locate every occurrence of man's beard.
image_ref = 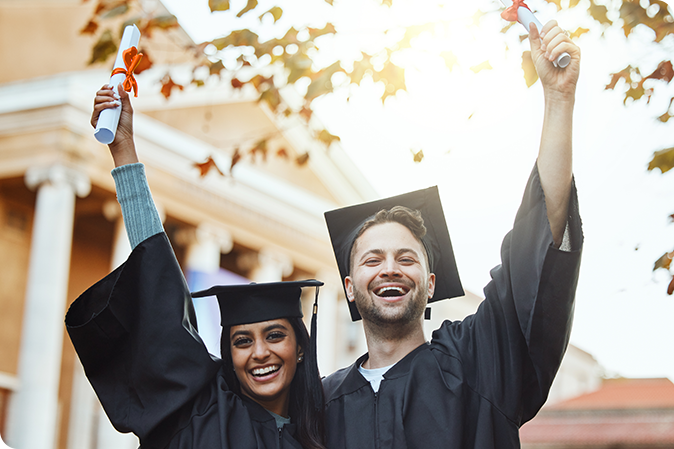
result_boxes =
[353,282,428,328]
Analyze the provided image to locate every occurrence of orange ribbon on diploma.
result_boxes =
[94,25,142,144]
[111,47,143,97]
[500,0,531,22]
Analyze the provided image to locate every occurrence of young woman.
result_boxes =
[65,85,326,449]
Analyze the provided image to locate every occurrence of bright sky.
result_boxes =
[159,0,674,381]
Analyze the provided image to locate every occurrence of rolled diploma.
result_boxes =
[499,0,570,68]
[94,25,141,144]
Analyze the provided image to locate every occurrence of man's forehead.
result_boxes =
[353,222,426,255]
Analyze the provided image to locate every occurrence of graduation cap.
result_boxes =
[191,279,323,328]
[324,186,464,321]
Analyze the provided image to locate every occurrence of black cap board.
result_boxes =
[324,186,463,321]
[192,279,323,327]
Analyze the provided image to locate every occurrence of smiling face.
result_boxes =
[229,319,302,417]
[345,221,435,327]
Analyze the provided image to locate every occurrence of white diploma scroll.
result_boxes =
[94,25,141,144]
[499,0,570,68]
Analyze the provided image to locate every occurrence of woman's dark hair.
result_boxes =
[220,317,326,449]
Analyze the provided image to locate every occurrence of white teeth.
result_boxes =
[376,286,405,295]
[252,365,280,376]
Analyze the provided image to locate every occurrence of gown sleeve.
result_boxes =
[65,230,222,441]
[431,162,583,425]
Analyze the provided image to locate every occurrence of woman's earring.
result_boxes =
[297,355,304,363]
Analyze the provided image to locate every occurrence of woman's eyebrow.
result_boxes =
[263,323,289,332]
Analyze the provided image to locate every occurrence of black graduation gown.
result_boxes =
[322,165,583,449]
[65,233,303,449]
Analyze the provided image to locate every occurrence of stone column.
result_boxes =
[7,165,90,449]
[177,223,233,356]
[250,249,294,283]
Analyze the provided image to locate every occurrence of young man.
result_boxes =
[322,21,582,448]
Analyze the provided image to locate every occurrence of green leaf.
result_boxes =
[648,146,674,173]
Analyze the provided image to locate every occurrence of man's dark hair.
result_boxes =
[349,206,428,273]
[221,317,326,449]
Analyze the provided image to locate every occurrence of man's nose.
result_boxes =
[380,257,402,277]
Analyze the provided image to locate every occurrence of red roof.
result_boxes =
[520,378,674,445]
[549,378,674,410]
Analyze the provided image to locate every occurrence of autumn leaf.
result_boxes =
[295,153,310,166]
[237,0,258,17]
[259,87,281,112]
[624,84,646,103]
[648,146,674,173]
[133,48,152,74]
[249,74,274,90]
[306,61,343,102]
[250,139,268,161]
[209,60,225,76]
[372,61,406,102]
[653,251,674,271]
[411,149,424,163]
[349,54,375,85]
[644,60,674,83]
[521,51,538,87]
[308,23,337,40]
[80,20,99,35]
[89,29,117,65]
[143,15,179,38]
[589,1,611,26]
[470,61,493,74]
[211,29,260,50]
[260,6,283,22]
[316,129,340,147]
[160,75,184,99]
[605,66,635,90]
[230,148,242,172]
[100,3,129,19]
[194,156,224,177]
[209,0,230,12]
[286,52,313,84]
[299,106,313,122]
[570,27,590,39]
[658,111,672,123]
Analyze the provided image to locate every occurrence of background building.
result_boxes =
[521,377,674,448]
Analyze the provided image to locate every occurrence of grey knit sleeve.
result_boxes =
[111,163,164,249]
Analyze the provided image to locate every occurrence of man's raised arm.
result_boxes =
[529,21,581,246]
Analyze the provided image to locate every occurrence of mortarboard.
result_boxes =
[192,279,323,328]
[324,186,464,321]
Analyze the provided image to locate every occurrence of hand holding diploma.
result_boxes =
[500,0,570,68]
[91,84,139,167]
[94,25,142,144]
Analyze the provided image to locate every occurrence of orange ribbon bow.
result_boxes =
[500,0,532,22]
[111,47,143,97]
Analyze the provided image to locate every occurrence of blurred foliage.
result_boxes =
[83,0,674,293]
